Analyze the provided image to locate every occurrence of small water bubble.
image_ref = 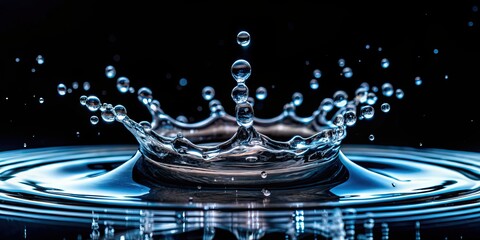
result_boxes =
[344,110,357,126]
[260,171,267,179]
[231,83,249,103]
[320,98,334,112]
[395,89,404,99]
[433,49,439,54]
[202,86,215,101]
[360,105,375,119]
[101,105,115,122]
[338,58,346,67]
[380,58,390,68]
[116,77,130,93]
[138,87,153,105]
[15,57,20,62]
[369,134,375,141]
[72,82,79,90]
[381,103,391,113]
[114,105,127,121]
[292,92,303,106]
[231,59,251,83]
[381,83,394,97]
[342,67,353,78]
[313,69,322,79]
[57,83,67,96]
[176,115,188,123]
[79,95,87,105]
[105,65,116,79]
[235,102,254,127]
[36,55,44,65]
[255,86,267,100]
[333,90,348,107]
[139,121,152,131]
[262,188,271,197]
[90,116,99,125]
[83,82,91,91]
[236,31,251,47]
[38,97,44,104]
[86,96,101,111]
[179,78,188,87]
[309,79,319,90]
[415,76,422,86]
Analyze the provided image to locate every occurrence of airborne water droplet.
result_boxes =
[415,76,422,86]
[38,97,44,104]
[90,116,99,125]
[292,92,303,106]
[36,55,44,65]
[342,67,353,78]
[260,171,267,179]
[309,79,319,90]
[231,83,249,104]
[57,83,67,96]
[313,69,322,79]
[361,105,375,119]
[116,77,130,93]
[101,105,115,122]
[381,103,391,113]
[231,59,252,83]
[105,65,116,79]
[79,95,87,105]
[344,110,357,126]
[83,82,91,91]
[369,134,375,141]
[381,58,390,68]
[255,86,267,100]
[138,87,153,105]
[86,96,101,112]
[381,83,394,97]
[202,86,215,101]
[333,90,348,108]
[395,89,405,99]
[338,58,346,67]
[114,105,127,121]
[262,188,271,197]
[236,31,251,47]
[235,102,254,127]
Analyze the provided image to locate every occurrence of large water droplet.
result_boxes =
[235,102,254,127]
[344,110,357,126]
[116,77,130,93]
[231,83,249,104]
[38,97,44,104]
[320,98,334,112]
[231,59,251,83]
[292,92,303,106]
[415,76,422,86]
[361,105,375,119]
[138,87,153,105]
[57,83,67,96]
[333,90,348,107]
[381,103,391,113]
[114,105,127,121]
[36,55,44,65]
[202,86,215,101]
[313,69,322,79]
[105,65,116,79]
[90,116,99,125]
[395,89,405,99]
[381,83,394,97]
[309,79,319,90]
[79,95,87,105]
[101,105,115,122]
[236,31,251,47]
[342,67,353,78]
[255,87,267,100]
[381,58,390,68]
[86,96,101,111]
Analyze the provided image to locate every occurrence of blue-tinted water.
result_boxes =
[1,144,479,239]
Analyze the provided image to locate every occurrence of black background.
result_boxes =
[1,1,480,152]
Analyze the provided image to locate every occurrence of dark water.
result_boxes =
[1,144,479,239]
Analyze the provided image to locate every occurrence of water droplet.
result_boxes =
[138,87,153,105]
[433,49,439,54]
[236,31,250,47]
[209,100,224,113]
[395,89,404,99]
[333,90,348,108]
[202,86,215,101]
[105,65,116,79]
[260,171,267,179]
[248,96,255,106]
[338,58,346,67]
[38,97,44,104]
[320,98,334,112]
[179,78,188,87]
[262,188,271,197]
[235,102,254,127]
[355,87,368,103]
[381,103,391,113]
[83,82,91,91]
[381,58,390,68]
[344,110,357,126]
[333,114,345,126]
[309,79,319,90]
[292,92,303,106]
[101,105,115,122]
[31,68,36,73]
[57,83,67,96]
[67,88,73,94]
[86,96,101,112]
[129,87,135,93]
[90,116,99,125]
[444,74,449,80]
[468,21,474,27]
[231,59,251,83]
[369,134,375,141]
[231,83,249,104]
[72,82,79,90]
[313,69,322,79]
[415,76,422,86]
[116,77,130,93]
[36,55,44,65]
[381,83,394,97]
[176,115,188,123]
[342,67,353,78]
[255,86,267,100]
[372,86,379,92]
[378,47,383,52]
[360,105,375,119]
[15,57,20,62]
[23,143,27,148]
[139,121,152,131]
[365,44,371,49]
[79,95,87,105]
[114,105,127,121]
